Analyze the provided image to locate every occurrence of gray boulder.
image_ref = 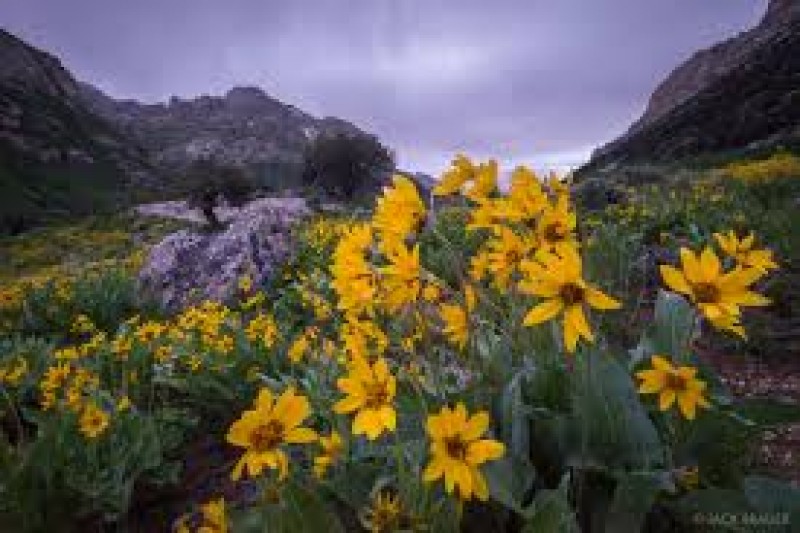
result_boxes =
[138,199,308,310]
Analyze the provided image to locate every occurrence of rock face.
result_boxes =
[79,83,365,182]
[584,0,800,173]
[0,30,153,231]
[0,28,374,232]
[137,198,308,310]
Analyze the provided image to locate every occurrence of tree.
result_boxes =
[302,133,394,198]
[183,159,255,229]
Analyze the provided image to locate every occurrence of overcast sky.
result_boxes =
[1,0,767,174]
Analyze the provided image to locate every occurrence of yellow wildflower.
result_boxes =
[373,174,426,247]
[334,357,397,440]
[238,274,253,294]
[636,355,710,420]
[485,227,534,289]
[314,431,344,478]
[535,195,577,253]
[226,387,318,481]
[660,247,770,337]
[331,224,377,318]
[246,313,280,349]
[360,491,402,533]
[79,402,110,439]
[713,230,778,273]
[423,403,505,501]
[433,154,477,196]
[380,243,421,312]
[520,246,620,353]
[197,497,228,533]
[0,357,27,386]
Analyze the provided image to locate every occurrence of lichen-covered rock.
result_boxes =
[137,199,308,310]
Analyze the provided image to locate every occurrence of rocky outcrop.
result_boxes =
[584,0,800,173]
[137,198,308,310]
[79,83,365,180]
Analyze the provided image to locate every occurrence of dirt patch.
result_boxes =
[698,346,800,486]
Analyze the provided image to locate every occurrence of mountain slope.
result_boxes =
[0,30,155,233]
[582,0,800,174]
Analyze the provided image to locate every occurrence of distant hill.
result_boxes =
[580,0,800,176]
[79,84,367,190]
[0,29,375,233]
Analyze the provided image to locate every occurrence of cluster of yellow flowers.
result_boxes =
[0,251,145,334]
[632,230,777,421]
[33,297,285,441]
[724,151,800,183]
[223,167,518,508]
[660,232,776,337]
[434,156,620,354]
[219,154,782,528]
[0,355,27,387]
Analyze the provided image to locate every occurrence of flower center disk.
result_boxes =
[560,283,585,306]
[250,420,284,451]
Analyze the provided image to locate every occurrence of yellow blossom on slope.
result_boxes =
[464,159,499,202]
[484,226,534,289]
[713,230,778,273]
[636,355,710,420]
[245,312,279,349]
[535,194,577,254]
[288,327,316,364]
[373,174,426,248]
[331,224,377,318]
[380,243,421,311]
[659,247,770,337]
[520,246,620,352]
[197,497,228,533]
[340,318,388,361]
[360,491,402,533]
[334,357,397,440]
[505,166,548,223]
[433,154,497,201]
[79,402,110,439]
[226,387,318,481]
[439,285,476,350]
[314,431,344,478]
[433,154,476,196]
[423,403,505,501]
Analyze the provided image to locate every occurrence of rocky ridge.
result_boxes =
[79,83,365,181]
[585,0,800,172]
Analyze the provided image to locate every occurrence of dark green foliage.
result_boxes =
[0,81,151,235]
[301,133,394,199]
[182,159,256,227]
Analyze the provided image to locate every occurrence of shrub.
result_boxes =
[183,159,256,228]
[301,133,394,199]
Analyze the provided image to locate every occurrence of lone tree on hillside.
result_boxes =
[301,133,394,198]
[184,159,256,229]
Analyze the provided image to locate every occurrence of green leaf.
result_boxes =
[231,481,346,533]
[521,474,579,533]
[485,452,536,513]
[567,356,664,471]
[604,471,667,533]
[652,289,695,359]
[743,476,800,514]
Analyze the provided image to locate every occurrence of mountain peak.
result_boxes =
[764,0,800,25]
[224,86,274,108]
